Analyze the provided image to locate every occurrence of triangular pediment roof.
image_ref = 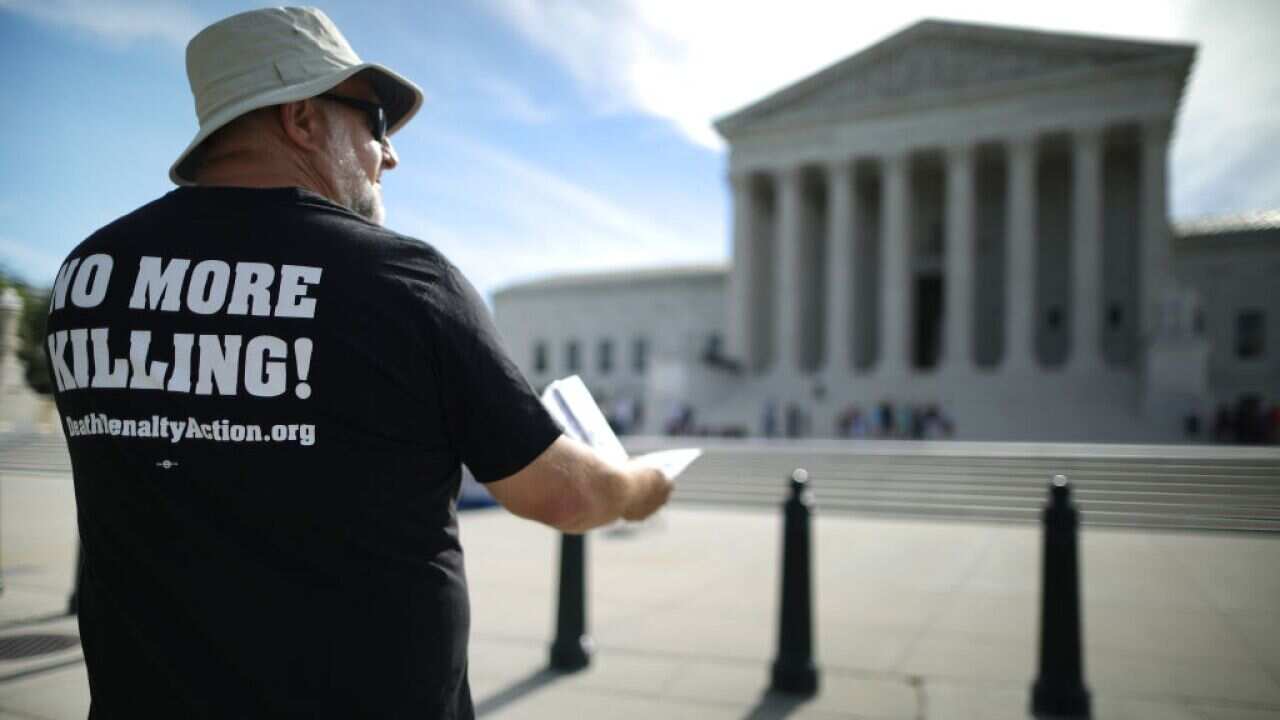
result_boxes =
[715,19,1195,137]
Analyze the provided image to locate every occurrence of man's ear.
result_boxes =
[276,99,328,153]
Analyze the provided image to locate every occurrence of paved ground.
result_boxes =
[1,456,1279,718]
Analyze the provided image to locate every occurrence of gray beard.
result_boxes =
[332,144,385,225]
[346,183,384,225]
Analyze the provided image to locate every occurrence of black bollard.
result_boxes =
[549,533,592,671]
[68,541,83,615]
[1031,474,1091,718]
[770,468,819,696]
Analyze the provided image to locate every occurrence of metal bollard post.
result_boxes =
[1031,474,1091,718]
[549,533,592,671]
[770,468,819,696]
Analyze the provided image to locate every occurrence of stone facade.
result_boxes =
[491,267,725,434]
[1173,215,1280,407]
[492,20,1278,442]
[493,219,1276,441]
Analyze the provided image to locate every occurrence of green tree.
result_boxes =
[0,268,54,396]
[16,286,54,395]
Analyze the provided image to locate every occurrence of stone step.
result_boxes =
[682,456,1280,480]
[7,434,1279,532]
[672,479,1280,507]
[677,471,1280,492]
[674,481,1280,512]
[671,494,1280,533]
[677,466,1280,489]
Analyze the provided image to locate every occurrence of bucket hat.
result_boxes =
[170,6,424,185]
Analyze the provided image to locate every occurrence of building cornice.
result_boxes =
[1176,210,1280,236]
[493,263,729,297]
[715,18,1195,142]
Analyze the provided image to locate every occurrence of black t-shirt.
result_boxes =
[45,186,561,719]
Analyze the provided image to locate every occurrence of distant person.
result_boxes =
[611,395,636,435]
[763,398,778,438]
[784,402,810,439]
[877,401,895,438]
[1183,410,1201,439]
[46,9,672,718]
[1213,403,1234,444]
[909,406,925,440]
[849,408,869,438]
[1235,396,1264,445]
[836,404,857,438]
[666,402,694,436]
[632,396,646,432]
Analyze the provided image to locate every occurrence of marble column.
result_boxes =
[825,161,855,375]
[1071,126,1104,371]
[776,166,803,375]
[880,153,910,374]
[1004,134,1037,372]
[727,173,755,370]
[943,143,975,372]
[1140,118,1173,342]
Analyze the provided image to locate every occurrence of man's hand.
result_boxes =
[488,435,674,533]
[620,462,674,522]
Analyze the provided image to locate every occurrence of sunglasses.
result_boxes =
[319,93,388,143]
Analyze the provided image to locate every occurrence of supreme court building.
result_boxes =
[494,20,1280,442]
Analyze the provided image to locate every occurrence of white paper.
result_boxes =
[630,448,702,482]
[541,375,629,465]
[539,375,700,481]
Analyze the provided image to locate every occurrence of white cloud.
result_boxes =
[482,0,1279,218]
[473,75,556,124]
[1168,0,1280,218]
[0,0,201,48]
[481,0,1184,148]
[0,237,64,284]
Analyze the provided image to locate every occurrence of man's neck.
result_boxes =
[195,165,321,195]
[193,150,336,205]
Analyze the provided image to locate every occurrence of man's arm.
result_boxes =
[485,435,673,534]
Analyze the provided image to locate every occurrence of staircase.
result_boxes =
[7,433,1278,533]
[626,437,1280,533]
[0,434,70,475]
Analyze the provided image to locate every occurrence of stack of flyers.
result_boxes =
[539,375,702,481]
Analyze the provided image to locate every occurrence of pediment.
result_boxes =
[717,20,1194,136]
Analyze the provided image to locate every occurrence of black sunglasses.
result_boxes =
[319,93,388,143]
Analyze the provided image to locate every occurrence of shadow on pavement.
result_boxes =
[474,666,565,717]
[741,690,813,720]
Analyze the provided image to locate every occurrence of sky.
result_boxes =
[0,0,1277,301]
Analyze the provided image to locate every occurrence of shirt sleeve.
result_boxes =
[426,259,562,483]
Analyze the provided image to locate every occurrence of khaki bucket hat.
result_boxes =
[170,6,424,185]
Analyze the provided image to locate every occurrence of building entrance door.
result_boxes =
[914,273,943,369]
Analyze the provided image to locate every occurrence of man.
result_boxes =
[46,8,672,718]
